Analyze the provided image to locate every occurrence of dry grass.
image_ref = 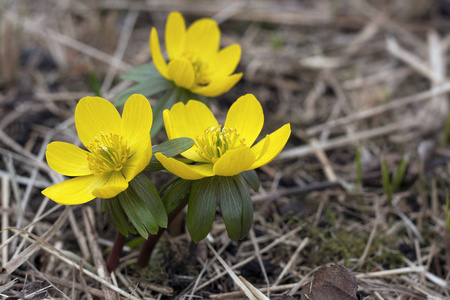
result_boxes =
[1,0,450,299]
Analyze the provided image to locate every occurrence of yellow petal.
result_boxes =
[185,18,220,59]
[121,94,153,154]
[155,153,214,180]
[224,94,263,147]
[164,100,218,162]
[149,28,169,79]
[213,147,256,176]
[191,73,242,97]
[168,59,195,89]
[166,12,186,61]
[163,108,206,162]
[253,134,271,161]
[210,44,241,77]
[46,142,92,176]
[75,97,121,150]
[250,124,291,169]
[41,175,105,205]
[163,108,175,140]
[92,172,128,199]
[121,139,152,180]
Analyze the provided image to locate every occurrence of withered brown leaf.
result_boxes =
[299,263,358,300]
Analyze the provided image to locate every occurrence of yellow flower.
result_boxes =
[155,94,291,179]
[42,95,153,205]
[149,11,242,97]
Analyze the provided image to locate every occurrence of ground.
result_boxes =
[0,0,449,299]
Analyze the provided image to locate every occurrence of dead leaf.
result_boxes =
[299,263,358,300]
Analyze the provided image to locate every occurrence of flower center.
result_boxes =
[182,51,212,86]
[195,125,246,163]
[87,133,131,175]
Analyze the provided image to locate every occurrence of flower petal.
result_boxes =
[149,28,169,79]
[168,59,195,89]
[185,18,220,59]
[224,94,263,147]
[121,94,153,153]
[164,101,217,140]
[121,139,152,180]
[166,12,186,61]
[92,172,128,199]
[46,142,92,176]
[213,147,256,176]
[210,44,241,77]
[164,100,218,162]
[75,96,121,150]
[155,153,214,180]
[250,124,291,169]
[191,73,242,97]
[41,175,105,205]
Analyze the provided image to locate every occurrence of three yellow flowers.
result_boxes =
[150,12,242,97]
[42,12,291,213]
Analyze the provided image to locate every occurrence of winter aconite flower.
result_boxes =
[155,94,291,179]
[149,11,242,97]
[42,94,153,205]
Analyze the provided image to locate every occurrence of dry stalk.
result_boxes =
[1,176,10,267]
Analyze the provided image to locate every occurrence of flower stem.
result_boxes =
[136,197,189,268]
[106,231,126,272]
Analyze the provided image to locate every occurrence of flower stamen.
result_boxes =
[87,133,131,175]
[195,126,246,163]
[182,51,212,86]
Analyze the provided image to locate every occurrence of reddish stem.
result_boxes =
[136,197,188,268]
[106,231,126,272]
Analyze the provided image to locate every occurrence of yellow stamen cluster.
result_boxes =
[195,126,246,163]
[182,51,212,86]
[87,133,131,175]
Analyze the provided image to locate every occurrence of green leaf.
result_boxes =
[146,137,195,172]
[234,176,254,239]
[187,177,218,242]
[106,196,136,237]
[117,174,168,239]
[178,88,196,103]
[381,157,392,207]
[176,87,211,107]
[150,88,179,137]
[130,174,168,229]
[117,188,155,239]
[162,178,192,213]
[219,176,254,240]
[88,70,101,97]
[125,236,145,248]
[240,170,260,192]
[392,154,409,192]
[114,78,174,107]
[153,137,195,159]
[121,63,161,82]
